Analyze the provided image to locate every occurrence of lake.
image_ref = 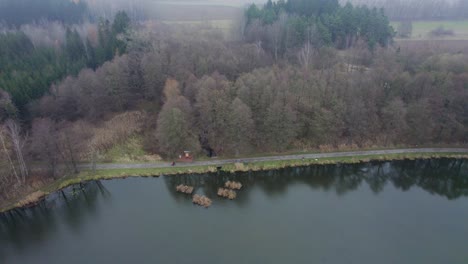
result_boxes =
[1,159,467,264]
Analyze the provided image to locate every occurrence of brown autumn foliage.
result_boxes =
[1,22,468,208]
[155,79,201,158]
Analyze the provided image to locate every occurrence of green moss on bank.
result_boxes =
[2,152,467,214]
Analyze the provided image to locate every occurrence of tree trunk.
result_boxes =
[64,131,79,173]
[0,129,20,185]
[6,120,28,183]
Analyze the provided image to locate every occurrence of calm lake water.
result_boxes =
[1,159,467,264]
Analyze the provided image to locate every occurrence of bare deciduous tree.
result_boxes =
[0,126,20,185]
[5,120,28,183]
[31,118,60,178]
[298,42,313,70]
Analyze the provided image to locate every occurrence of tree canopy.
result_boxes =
[0,11,131,115]
[245,0,394,54]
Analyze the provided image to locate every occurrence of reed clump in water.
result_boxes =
[225,181,242,190]
[175,184,194,194]
[217,188,237,199]
[192,194,212,207]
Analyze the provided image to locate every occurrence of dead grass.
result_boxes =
[14,191,46,208]
[192,194,212,208]
[207,166,218,173]
[89,111,146,155]
[101,136,162,163]
[225,181,242,190]
[217,188,237,199]
[176,184,194,194]
[234,162,248,171]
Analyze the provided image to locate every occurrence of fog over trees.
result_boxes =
[0,0,87,26]
[0,0,467,203]
[343,0,468,20]
[0,11,130,112]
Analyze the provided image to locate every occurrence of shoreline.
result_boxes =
[1,150,467,214]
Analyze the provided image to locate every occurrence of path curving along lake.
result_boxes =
[1,158,468,264]
[80,147,468,170]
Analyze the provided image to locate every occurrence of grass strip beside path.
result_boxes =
[2,149,468,214]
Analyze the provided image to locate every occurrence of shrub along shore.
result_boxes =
[1,151,467,214]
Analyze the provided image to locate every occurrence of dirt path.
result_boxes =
[80,148,468,170]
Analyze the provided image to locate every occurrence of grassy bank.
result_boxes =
[1,152,467,214]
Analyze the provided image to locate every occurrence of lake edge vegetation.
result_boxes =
[0,0,467,209]
[1,152,467,214]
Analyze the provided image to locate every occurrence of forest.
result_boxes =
[0,11,130,113]
[0,0,467,204]
[245,0,394,52]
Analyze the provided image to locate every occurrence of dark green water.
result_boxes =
[1,159,467,264]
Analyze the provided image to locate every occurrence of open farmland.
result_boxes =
[143,2,242,21]
[153,0,258,7]
[163,19,239,40]
[394,39,468,54]
[392,20,468,40]
[163,19,234,30]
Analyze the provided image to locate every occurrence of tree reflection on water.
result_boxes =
[0,181,111,260]
[164,158,467,201]
[0,158,466,261]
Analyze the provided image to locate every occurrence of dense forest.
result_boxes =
[0,11,130,113]
[244,0,394,57]
[0,0,467,204]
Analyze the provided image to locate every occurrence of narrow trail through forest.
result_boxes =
[80,148,468,170]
